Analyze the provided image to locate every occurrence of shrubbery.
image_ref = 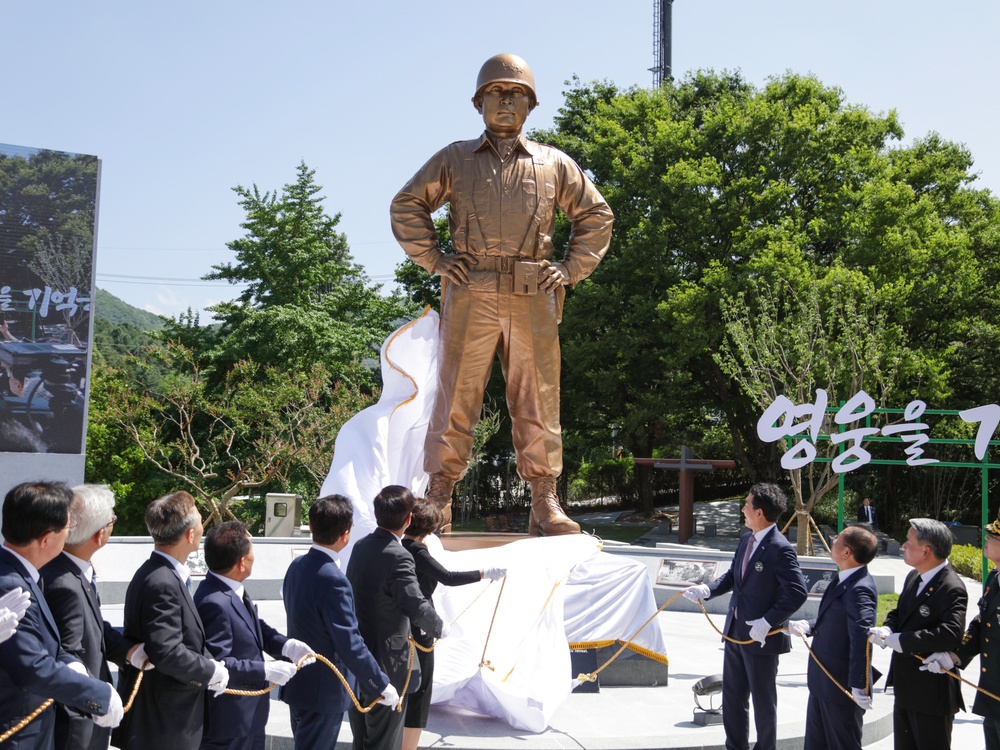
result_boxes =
[950,544,994,582]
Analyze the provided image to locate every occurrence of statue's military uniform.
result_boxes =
[390,54,613,534]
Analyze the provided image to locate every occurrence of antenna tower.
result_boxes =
[650,0,674,88]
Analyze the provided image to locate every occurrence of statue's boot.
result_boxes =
[528,478,580,536]
[425,474,456,533]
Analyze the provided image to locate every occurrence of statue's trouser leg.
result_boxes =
[424,282,572,534]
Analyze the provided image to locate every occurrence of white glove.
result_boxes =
[377,682,400,709]
[919,652,957,674]
[208,660,230,696]
[851,687,873,711]
[747,617,771,647]
[868,626,892,648]
[787,619,811,638]
[482,567,507,581]
[683,584,711,602]
[264,660,299,686]
[439,622,451,639]
[128,643,154,670]
[884,633,903,653]
[282,638,316,667]
[0,587,30,620]
[0,610,18,645]
[92,685,124,728]
[66,660,89,676]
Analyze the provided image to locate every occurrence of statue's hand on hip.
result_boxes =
[435,254,478,285]
[538,260,568,292]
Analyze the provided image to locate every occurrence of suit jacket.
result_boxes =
[955,568,1000,720]
[281,547,389,715]
[114,552,217,750]
[885,562,967,716]
[346,529,443,692]
[41,551,136,750]
[807,566,878,701]
[195,571,288,740]
[708,526,808,655]
[856,505,879,530]
[0,547,113,750]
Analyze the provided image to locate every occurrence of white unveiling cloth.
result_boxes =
[319,308,668,731]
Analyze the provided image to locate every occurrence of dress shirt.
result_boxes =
[915,560,949,596]
[1,544,40,582]
[310,544,342,568]
[837,566,864,584]
[63,550,95,585]
[153,550,192,588]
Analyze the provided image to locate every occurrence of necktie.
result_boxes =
[185,576,195,597]
[741,537,756,576]
[243,592,261,636]
[90,568,100,601]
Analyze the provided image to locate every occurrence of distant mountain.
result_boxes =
[93,288,165,330]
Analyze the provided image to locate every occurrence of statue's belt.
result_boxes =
[466,256,542,295]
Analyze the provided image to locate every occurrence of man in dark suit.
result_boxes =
[283,495,398,750]
[869,518,967,750]
[788,524,879,750]
[857,498,879,530]
[921,513,1000,750]
[196,520,315,750]
[114,491,230,750]
[41,484,149,750]
[0,481,123,750]
[683,483,808,750]
[346,486,447,750]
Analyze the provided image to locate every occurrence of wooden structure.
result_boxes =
[634,446,737,543]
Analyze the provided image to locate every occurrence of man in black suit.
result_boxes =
[115,491,230,750]
[0,481,123,750]
[683,483,808,750]
[921,513,1000,750]
[857,498,879,530]
[283,495,398,750]
[869,518,967,750]
[346,486,447,750]
[788,524,879,750]
[41,484,149,750]
[196,520,315,750]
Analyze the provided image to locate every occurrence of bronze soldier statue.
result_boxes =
[390,53,613,535]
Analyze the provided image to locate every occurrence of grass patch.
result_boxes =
[877,593,898,626]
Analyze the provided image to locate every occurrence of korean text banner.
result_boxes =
[0,143,99,455]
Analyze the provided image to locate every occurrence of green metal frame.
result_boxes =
[792,405,999,584]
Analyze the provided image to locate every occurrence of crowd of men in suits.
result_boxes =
[0,478,994,750]
[0,481,485,750]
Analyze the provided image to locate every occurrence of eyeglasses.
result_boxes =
[105,514,118,528]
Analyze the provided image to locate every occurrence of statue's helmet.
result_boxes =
[473,53,538,110]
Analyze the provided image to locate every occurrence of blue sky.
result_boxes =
[3,1,997,320]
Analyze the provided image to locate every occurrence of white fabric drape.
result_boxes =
[319,309,667,731]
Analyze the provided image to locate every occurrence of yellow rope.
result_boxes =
[479,576,507,670]
[2,662,148,745]
[0,700,53,744]
[576,590,683,682]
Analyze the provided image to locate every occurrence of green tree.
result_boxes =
[715,271,912,553]
[206,162,414,384]
[536,71,1000,519]
[102,343,361,527]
